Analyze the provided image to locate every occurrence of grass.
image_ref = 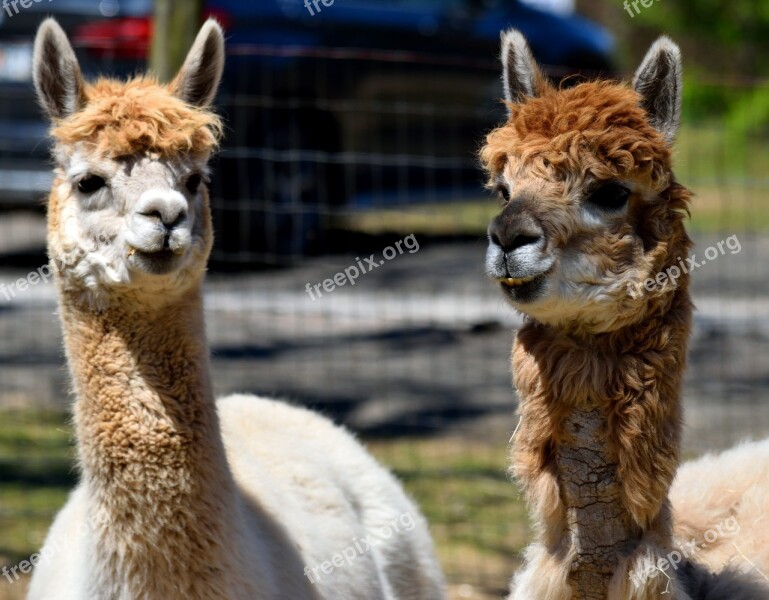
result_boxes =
[342,125,769,238]
[0,411,528,600]
[0,412,76,600]
[369,438,527,598]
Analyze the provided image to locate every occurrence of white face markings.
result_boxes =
[50,147,212,300]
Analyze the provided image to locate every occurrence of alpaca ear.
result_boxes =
[171,19,225,108]
[33,18,86,121]
[500,29,543,114]
[633,36,683,144]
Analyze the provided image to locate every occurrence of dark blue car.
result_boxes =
[0,0,614,261]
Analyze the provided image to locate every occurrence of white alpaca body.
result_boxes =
[28,395,444,600]
[671,438,769,575]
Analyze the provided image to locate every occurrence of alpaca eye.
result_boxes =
[494,183,511,204]
[587,183,631,211]
[185,174,203,195]
[77,175,107,195]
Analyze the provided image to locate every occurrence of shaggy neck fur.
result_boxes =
[512,213,693,598]
[59,282,244,596]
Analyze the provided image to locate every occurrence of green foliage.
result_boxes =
[725,86,769,137]
[682,80,737,124]
[682,80,769,136]
[634,1,769,68]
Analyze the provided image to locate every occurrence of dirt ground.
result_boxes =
[1,212,768,454]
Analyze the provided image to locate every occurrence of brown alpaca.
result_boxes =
[27,18,445,600]
[481,31,769,599]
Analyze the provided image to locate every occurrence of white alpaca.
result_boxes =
[27,19,445,600]
[671,439,769,579]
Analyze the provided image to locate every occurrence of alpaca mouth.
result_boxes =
[498,275,539,287]
[496,270,550,303]
[128,247,187,275]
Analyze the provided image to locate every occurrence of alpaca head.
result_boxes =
[482,32,691,333]
[33,19,224,306]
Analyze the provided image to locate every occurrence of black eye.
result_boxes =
[587,183,631,211]
[494,183,511,204]
[77,175,107,194]
[185,174,203,195]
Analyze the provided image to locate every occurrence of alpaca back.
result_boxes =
[671,439,769,577]
[219,395,446,600]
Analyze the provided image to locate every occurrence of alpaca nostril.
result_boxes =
[490,229,542,254]
[508,234,541,251]
[140,210,163,222]
[489,212,544,254]
[168,211,187,230]
[135,190,189,232]
[139,207,187,230]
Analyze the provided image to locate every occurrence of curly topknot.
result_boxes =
[52,77,223,158]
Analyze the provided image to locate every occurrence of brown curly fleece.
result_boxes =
[482,77,702,598]
[482,82,673,191]
[52,77,222,158]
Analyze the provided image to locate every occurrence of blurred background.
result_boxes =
[1,1,768,598]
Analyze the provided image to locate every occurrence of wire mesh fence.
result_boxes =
[1,43,769,599]
[208,44,501,265]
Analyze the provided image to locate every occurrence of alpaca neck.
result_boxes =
[557,407,638,598]
[513,284,692,598]
[60,286,240,585]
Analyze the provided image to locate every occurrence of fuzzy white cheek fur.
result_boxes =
[55,199,132,294]
[521,253,644,331]
[508,241,552,276]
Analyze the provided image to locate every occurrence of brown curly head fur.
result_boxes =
[52,77,222,158]
[481,81,673,189]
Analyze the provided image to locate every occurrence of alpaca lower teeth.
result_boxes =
[501,277,534,287]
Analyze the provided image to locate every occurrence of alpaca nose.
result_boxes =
[135,190,188,231]
[488,211,544,254]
